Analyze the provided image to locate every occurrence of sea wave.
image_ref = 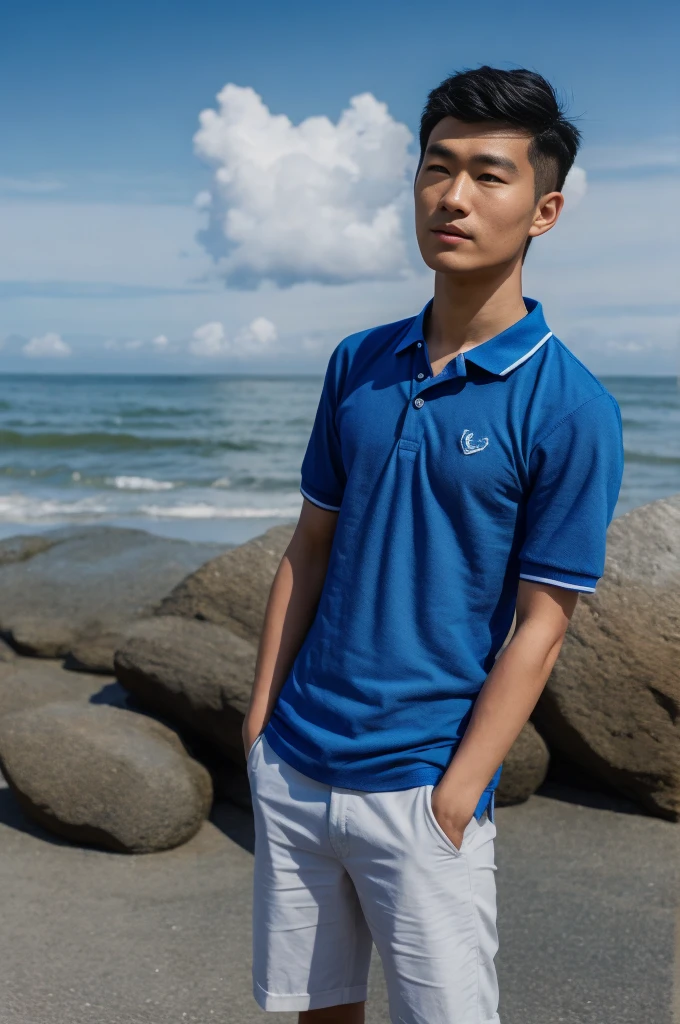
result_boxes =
[0,429,261,452]
[0,494,110,521]
[623,451,680,465]
[140,503,301,519]
[0,490,301,524]
[106,476,175,491]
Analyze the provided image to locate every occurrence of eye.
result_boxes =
[478,172,504,183]
[426,163,449,174]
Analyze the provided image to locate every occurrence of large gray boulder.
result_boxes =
[157,523,295,641]
[0,526,228,672]
[0,657,118,720]
[115,616,256,763]
[0,533,57,567]
[113,525,295,768]
[496,722,550,806]
[532,494,680,821]
[0,702,213,852]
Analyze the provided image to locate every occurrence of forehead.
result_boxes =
[426,116,533,163]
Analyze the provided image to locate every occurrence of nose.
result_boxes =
[439,172,473,216]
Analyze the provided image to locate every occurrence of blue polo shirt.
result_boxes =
[264,296,624,820]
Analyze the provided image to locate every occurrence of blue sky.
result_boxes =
[1,0,678,374]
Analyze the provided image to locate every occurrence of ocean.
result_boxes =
[0,373,678,545]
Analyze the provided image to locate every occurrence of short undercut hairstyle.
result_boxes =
[417,66,582,257]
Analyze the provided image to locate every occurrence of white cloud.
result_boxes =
[193,85,414,288]
[152,334,169,350]
[562,166,587,209]
[23,332,72,358]
[194,190,212,210]
[235,316,278,352]
[189,321,228,357]
[188,316,278,357]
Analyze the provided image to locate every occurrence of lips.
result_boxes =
[432,226,471,240]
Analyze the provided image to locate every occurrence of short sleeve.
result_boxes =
[518,392,624,593]
[299,346,347,512]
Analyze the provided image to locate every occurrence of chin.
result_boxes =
[421,249,475,274]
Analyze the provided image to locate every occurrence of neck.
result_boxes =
[426,262,528,358]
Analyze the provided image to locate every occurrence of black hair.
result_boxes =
[416,66,582,257]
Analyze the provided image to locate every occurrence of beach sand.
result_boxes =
[0,774,676,1024]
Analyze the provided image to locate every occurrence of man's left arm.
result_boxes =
[433,390,625,848]
[432,579,577,848]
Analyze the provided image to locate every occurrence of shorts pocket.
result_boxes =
[422,785,475,858]
[246,732,264,773]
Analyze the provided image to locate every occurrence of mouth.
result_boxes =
[431,226,472,244]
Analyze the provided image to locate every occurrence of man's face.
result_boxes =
[414,116,552,275]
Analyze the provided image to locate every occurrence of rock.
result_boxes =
[114,525,295,765]
[0,702,213,853]
[157,523,295,641]
[65,630,132,675]
[495,722,550,806]
[0,526,228,670]
[0,638,16,663]
[0,533,58,567]
[114,617,256,763]
[531,494,680,821]
[0,657,116,720]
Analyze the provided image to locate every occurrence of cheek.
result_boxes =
[477,195,534,245]
[414,194,437,241]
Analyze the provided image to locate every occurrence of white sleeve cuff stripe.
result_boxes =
[519,572,596,593]
[300,486,341,512]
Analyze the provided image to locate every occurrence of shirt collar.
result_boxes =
[394,296,553,377]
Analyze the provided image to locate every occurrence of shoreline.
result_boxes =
[0,514,299,547]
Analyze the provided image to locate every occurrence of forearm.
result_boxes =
[243,509,335,743]
[438,612,568,814]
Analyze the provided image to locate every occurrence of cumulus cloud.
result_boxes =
[235,316,278,352]
[562,166,587,209]
[189,321,228,357]
[193,85,414,289]
[152,334,169,350]
[189,317,278,358]
[23,332,72,358]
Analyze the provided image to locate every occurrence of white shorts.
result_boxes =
[247,731,501,1024]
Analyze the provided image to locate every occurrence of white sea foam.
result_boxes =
[107,476,175,491]
[210,477,232,489]
[140,503,300,519]
[0,494,110,521]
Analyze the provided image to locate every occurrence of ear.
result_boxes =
[528,191,564,239]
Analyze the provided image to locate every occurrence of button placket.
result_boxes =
[398,347,426,455]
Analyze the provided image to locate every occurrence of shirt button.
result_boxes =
[417,372,425,380]
[417,342,422,348]
[414,397,425,409]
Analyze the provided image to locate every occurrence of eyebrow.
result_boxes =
[424,142,519,175]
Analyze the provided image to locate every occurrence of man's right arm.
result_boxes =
[242,498,338,755]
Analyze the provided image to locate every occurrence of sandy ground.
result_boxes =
[0,778,677,1024]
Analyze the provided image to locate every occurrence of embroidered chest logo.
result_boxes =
[460,428,489,455]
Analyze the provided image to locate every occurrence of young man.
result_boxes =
[243,66,624,1024]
